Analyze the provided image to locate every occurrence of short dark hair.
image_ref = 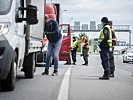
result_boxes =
[73,36,76,40]
[101,17,108,23]
[108,21,113,26]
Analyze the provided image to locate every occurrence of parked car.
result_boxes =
[123,48,133,63]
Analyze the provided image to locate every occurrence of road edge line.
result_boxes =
[58,66,72,100]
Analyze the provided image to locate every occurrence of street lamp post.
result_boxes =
[129,30,131,48]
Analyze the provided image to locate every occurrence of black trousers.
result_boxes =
[99,48,110,75]
[71,51,77,63]
[82,48,89,64]
[109,52,115,74]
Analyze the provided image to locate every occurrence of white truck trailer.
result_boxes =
[0,0,45,91]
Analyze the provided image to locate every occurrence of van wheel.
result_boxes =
[23,53,35,78]
[1,52,17,91]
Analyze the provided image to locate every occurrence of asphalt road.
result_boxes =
[0,54,133,100]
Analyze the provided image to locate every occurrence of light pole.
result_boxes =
[129,30,131,48]
[64,9,67,12]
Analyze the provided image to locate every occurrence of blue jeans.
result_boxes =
[45,38,62,71]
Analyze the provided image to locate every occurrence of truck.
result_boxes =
[37,3,71,65]
[0,0,45,91]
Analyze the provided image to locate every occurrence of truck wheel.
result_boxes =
[24,53,35,78]
[1,52,17,91]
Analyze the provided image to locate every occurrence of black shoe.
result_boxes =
[99,75,110,80]
[42,69,49,75]
[82,63,86,65]
[109,74,114,77]
[72,62,76,65]
[64,63,71,65]
[82,63,88,66]
[52,70,58,76]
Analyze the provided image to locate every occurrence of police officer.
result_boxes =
[71,37,78,65]
[98,17,112,80]
[82,35,89,66]
[108,21,117,77]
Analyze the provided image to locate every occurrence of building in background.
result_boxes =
[74,21,80,30]
[82,24,88,30]
[90,21,96,30]
[97,24,102,30]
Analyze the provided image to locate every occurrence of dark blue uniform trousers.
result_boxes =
[71,51,77,63]
[99,48,110,75]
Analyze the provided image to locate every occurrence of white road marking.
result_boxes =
[127,65,133,68]
[58,66,72,100]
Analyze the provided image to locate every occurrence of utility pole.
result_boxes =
[129,30,131,48]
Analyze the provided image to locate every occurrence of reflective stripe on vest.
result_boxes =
[98,25,112,47]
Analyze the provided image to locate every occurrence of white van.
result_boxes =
[0,0,45,91]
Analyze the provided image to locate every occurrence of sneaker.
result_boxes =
[52,70,58,76]
[42,69,49,75]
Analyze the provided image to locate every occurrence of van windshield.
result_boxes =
[0,0,12,15]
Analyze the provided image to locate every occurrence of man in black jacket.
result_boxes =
[42,14,62,76]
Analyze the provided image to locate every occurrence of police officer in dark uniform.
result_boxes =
[71,37,78,65]
[98,17,112,80]
[108,21,117,77]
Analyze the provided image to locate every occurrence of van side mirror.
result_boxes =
[26,4,38,24]
[15,4,38,25]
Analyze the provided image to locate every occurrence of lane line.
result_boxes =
[58,66,72,100]
[127,65,133,68]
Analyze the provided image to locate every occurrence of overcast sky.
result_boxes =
[46,0,133,44]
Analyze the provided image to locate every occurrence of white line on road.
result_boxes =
[127,65,133,68]
[58,66,72,100]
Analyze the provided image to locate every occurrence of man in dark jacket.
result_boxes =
[42,14,62,76]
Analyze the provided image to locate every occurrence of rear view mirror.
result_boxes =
[26,4,38,24]
[15,4,38,25]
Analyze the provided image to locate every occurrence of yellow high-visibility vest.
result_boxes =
[98,25,112,47]
[71,41,78,50]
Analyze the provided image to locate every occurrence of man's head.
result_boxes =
[101,17,108,26]
[73,36,76,41]
[108,21,113,26]
[81,35,87,40]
